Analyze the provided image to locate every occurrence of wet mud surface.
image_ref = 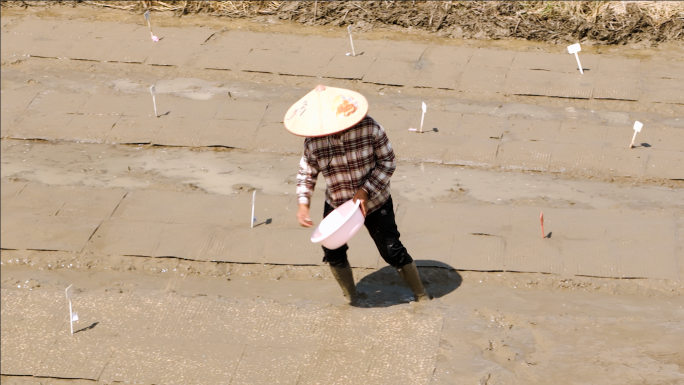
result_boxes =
[1,6,684,385]
[2,250,684,385]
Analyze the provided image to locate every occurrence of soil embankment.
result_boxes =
[3,0,684,46]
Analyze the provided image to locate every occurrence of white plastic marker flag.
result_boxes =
[144,11,159,42]
[630,121,643,148]
[65,284,77,335]
[150,85,158,117]
[251,190,256,227]
[567,43,583,74]
[420,102,427,133]
[347,25,356,57]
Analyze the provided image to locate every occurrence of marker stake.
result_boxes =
[573,52,583,74]
[629,121,643,148]
[251,190,256,228]
[567,43,583,74]
[150,85,158,118]
[347,25,356,57]
[420,102,426,133]
[65,285,76,335]
[540,212,545,239]
[144,11,159,42]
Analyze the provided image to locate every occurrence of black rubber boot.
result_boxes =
[330,264,362,305]
[398,262,431,302]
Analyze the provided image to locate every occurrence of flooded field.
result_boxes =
[1,3,683,385]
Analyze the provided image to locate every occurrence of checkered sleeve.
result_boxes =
[296,139,319,207]
[363,123,396,197]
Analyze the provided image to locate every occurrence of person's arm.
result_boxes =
[296,142,319,227]
[362,123,396,198]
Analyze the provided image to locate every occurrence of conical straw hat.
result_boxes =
[284,85,369,137]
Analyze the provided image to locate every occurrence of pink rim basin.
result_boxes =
[311,199,364,250]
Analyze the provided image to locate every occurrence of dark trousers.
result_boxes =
[322,196,413,268]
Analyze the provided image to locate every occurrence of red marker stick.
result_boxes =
[540,212,545,239]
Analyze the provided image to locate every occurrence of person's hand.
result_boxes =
[353,188,369,217]
[297,204,313,227]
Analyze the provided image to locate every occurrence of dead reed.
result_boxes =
[3,1,682,44]
[4,1,681,24]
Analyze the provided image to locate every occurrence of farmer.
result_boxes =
[285,84,430,305]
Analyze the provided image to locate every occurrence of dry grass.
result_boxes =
[80,1,285,16]
[524,1,684,23]
[71,1,684,24]
[3,1,683,44]
[4,1,682,24]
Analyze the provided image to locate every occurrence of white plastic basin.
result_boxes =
[311,199,365,250]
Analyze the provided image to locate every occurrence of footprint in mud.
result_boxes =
[232,183,260,193]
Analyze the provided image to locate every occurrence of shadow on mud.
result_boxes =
[356,260,462,308]
[75,321,99,334]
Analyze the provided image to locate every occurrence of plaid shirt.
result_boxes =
[297,115,396,215]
